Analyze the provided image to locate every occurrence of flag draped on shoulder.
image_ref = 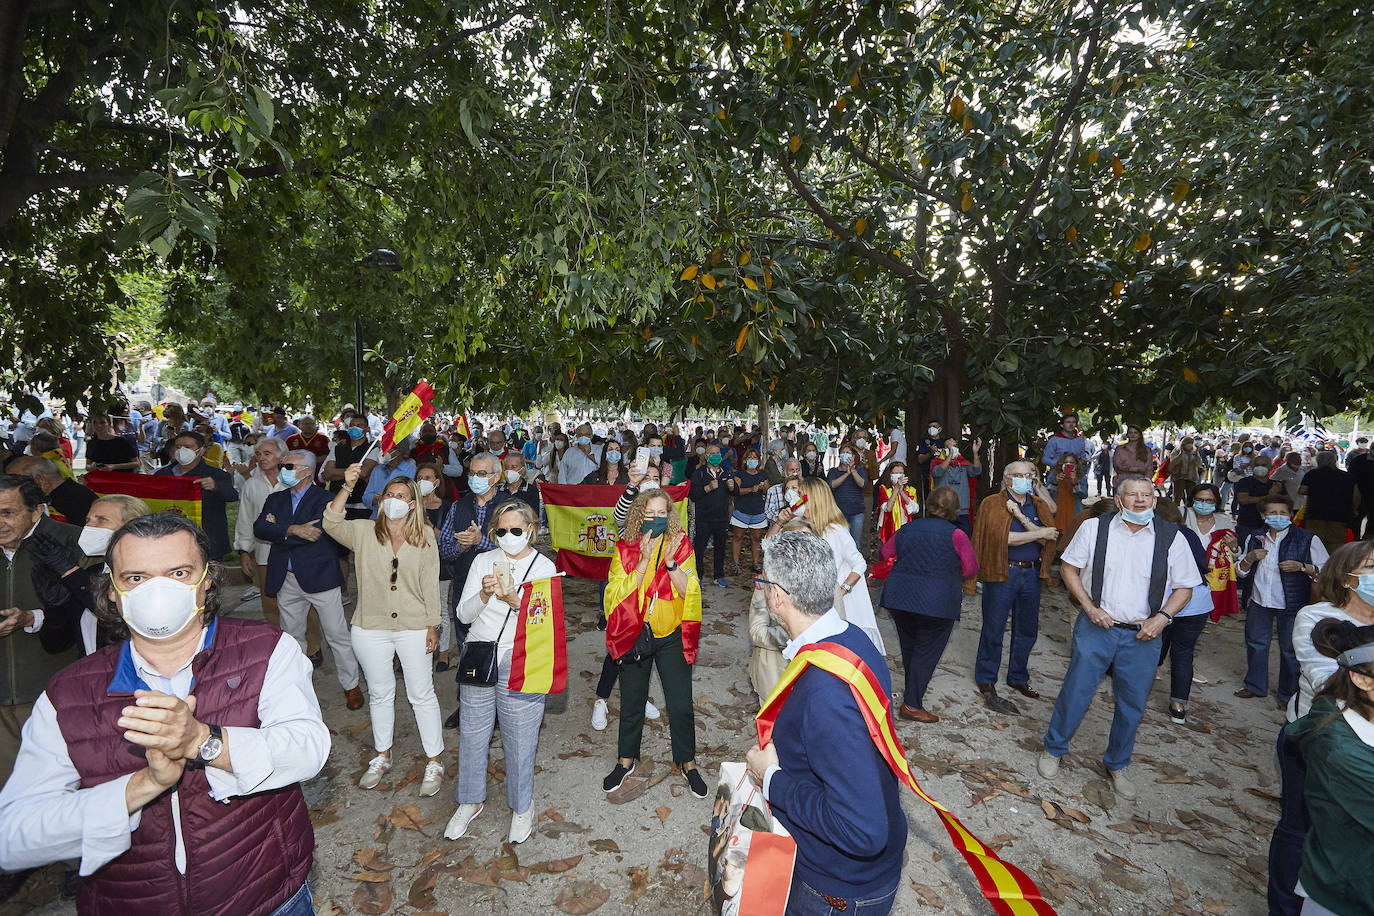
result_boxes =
[380,380,435,454]
[508,575,567,694]
[757,641,1057,916]
[605,533,701,664]
[1206,529,1240,622]
[83,470,203,528]
[537,481,690,580]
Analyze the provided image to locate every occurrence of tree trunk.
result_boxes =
[757,393,769,439]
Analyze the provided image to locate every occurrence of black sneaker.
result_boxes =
[684,766,708,799]
[1169,703,1186,725]
[308,649,323,669]
[603,761,636,792]
[443,707,461,729]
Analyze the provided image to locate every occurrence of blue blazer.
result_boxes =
[253,484,343,595]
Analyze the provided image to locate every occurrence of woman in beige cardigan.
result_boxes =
[327,463,443,797]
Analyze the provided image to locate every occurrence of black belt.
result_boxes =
[1009,560,1039,569]
[1111,621,1142,631]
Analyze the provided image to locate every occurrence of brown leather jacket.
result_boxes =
[971,490,1056,583]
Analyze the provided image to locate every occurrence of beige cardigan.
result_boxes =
[323,507,441,630]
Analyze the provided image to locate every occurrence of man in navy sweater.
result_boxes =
[747,531,906,914]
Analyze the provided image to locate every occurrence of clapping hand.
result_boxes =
[456,521,482,548]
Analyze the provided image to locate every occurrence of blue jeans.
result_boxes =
[1244,603,1299,700]
[846,513,865,548]
[1043,612,1162,771]
[269,882,314,916]
[786,876,897,916]
[457,662,547,814]
[1268,726,1308,916]
[1160,613,1209,703]
[974,566,1041,686]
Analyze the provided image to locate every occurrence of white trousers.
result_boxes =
[276,572,359,690]
[350,626,445,759]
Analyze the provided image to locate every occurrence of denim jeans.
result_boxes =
[1268,726,1309,916]
[974,566,1041,686]
[1044,611,1162,771]
[457,661,547,814]
[268,882,314,916]
[1160,613,1209,704]
[1244,603,1299,700]
[785,876,898,916]
[846,513,865,548]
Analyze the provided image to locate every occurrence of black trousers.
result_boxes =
[693,521,728,579]
[891,611,956,709]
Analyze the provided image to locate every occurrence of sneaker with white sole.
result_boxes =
[444,803,483,840]
[644,700,660,720]
[239,586,261,603]
[1108,767,1138,799]
[509,808,533,844]
[603,761,636,792]
[591,698,609,731]
[359,754,391,789]
[419,761,444,797]
[1036,752,1060,779]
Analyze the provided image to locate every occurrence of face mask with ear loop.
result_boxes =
[113,567,209,639]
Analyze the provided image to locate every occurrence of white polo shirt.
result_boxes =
[1061,515,1203,623]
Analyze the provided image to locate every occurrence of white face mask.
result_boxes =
[928,426,940,437]
[504,469,522,484]
[640,479,660,491]
[175,447,198,466]
[792,504,806,518]
[784,488,798,503]
[78,525,114,557]
[498,531,530,555]
[381,497,411,520]
[417,479,437,497]
[856,438,869,449]
[115,570,206,640]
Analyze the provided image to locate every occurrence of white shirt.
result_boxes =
[0,629,329,877]
[559,444,602,484]
[1182,508,1235,541]
[457,548,558,661]
[1247,527,1328,609]
[234,468,288,562]
[887,429,907,464]
[1290,602,1361,721]
[1061,515,1203,622]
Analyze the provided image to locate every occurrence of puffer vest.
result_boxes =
[880,517,964,620]
[1242,526,1316,611]
[46,617,313,916]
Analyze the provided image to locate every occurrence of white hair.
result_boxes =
[762,531,837,618]
[255,436,288,456]
[287,449,317,470]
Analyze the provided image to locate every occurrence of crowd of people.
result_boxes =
[0,394,1371,915]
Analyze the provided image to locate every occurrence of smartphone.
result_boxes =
[493,560,512,592]
[634,450,650,474]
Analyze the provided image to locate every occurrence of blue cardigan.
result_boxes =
[768,624,906,899]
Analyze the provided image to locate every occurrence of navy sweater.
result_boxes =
[768,624,906,898]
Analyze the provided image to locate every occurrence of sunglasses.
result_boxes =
[390,557,398,592]
[494,527,526,538]
[752,576,789,594]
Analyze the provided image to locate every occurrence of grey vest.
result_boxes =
[1,516,82,706]
[1089,512,1180,616]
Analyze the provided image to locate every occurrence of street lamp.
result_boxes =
[356,248,402,414]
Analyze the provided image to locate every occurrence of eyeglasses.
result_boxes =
[390,557,398,592]
[752,576,789,594]
[495,527,525,537]
[1008,473,1034,480]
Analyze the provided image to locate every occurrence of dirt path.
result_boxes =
[12,564,1277,916]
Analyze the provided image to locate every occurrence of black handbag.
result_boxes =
[616,596,657,666]
[455,556,538,687]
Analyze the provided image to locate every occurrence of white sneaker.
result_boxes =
[509,808,533,844]
[1036,752,1060,779]
[359,754,391,789]
[591,698,609,731]
[419,760,444,797]
[644,700,661,720]
[239,586,260,603]
[444,803,483,840]
[1109,767,1138,800]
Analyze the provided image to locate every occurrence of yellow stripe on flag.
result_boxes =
[514,578,558,693]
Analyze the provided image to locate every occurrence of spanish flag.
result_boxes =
[453,412,472,440]
[537,481,690,580]
[508,575,567,694]
[758,642,1056,916]
[82,470,203,528]
[1206,529,1240,622]
[380,380,435,454]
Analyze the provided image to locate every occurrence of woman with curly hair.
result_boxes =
[602,489,707,798]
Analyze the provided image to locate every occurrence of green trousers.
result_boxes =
[617,627,696,764]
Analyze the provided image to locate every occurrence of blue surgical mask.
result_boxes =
[469,475,491,495]
[278,468,299,487]
[1010,477,1033,496]
[1265,515,1292,531]
[606,450,621,464]
[648,446,663,457]
[347,426,364,440]
[1192,501,1216,516]
[746,458,759,469]
[577,436,591,446]
[1120,507,1154,525]
[1351,573,1374,606]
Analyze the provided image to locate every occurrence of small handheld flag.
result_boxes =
[454,412,472,440]
[379,380,436,455]
[508,575,567,694]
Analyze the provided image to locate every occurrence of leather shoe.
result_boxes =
[444,707,462,729]
[1234,688,1263,699]
[1008,683,1041,700]
[978,685,1019,716]
[344,686,365,711]
[308,649,324,669]
[899,704,939,723]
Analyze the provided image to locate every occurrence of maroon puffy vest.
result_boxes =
[46,617,314,916]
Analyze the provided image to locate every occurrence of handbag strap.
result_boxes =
[492,554,542,643]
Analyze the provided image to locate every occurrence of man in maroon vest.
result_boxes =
[0,512,328,915]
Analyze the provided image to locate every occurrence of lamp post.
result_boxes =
[356,248,402,416]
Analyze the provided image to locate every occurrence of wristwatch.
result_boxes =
[841,583,853,594]
[187,724,224,768]
[665,560,678,572]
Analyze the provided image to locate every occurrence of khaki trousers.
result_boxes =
[252,557,322,654]
[1305,519,1349,556]
[0,702,34,788]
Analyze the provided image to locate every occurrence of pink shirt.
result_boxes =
[880,527,979,578]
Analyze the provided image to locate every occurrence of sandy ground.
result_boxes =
[8,555,1278,916]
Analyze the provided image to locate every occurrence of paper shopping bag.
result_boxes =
[707,762,796,916]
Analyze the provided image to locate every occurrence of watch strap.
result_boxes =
[189,724,224,768]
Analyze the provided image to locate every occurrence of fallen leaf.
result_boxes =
[554,880,610,914]
[588,839,620,853]
[627,865,652,903]
[455,854,502,888]
[656,806,672,824]
[911,882,944,908]
[607,776,649,804]
[1170,875,1191,901]
[351,881,391,915]
[530,855,583,875]
[415,846,445,869]
[310,802,342,828]
[352,848,394,872]
[350,871,392,883]
[407,868,437,909]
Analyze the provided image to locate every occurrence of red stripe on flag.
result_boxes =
[83,470,203,502]
[508,580,533,692]
[547,576,567,693]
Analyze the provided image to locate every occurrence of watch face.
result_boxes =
[200,736,224,761]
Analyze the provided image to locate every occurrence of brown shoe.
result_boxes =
[1234,688,1263,699]
[345,687,365,710]
[1008,683,1041,700]
[899,704,939,723]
